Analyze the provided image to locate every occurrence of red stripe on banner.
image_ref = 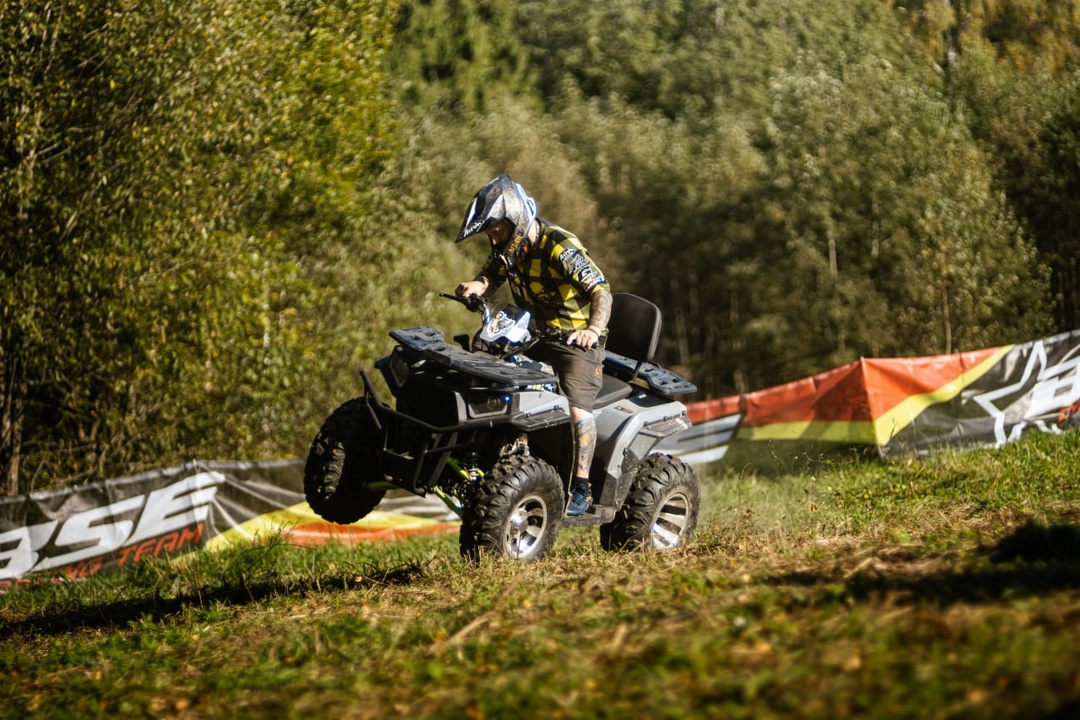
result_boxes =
[686,395,741,424]
[689,362,867,427]
[860,348,1005,416]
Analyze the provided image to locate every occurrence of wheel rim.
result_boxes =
[503,494,550,559]
[650,490,692,550]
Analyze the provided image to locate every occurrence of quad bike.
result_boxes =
[304,291,700,562]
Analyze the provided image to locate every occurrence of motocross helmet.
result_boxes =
[454,174,537,265]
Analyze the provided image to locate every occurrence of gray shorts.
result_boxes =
[528,340,604,412]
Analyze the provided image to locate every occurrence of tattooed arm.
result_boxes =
[587,288,612,336]
[567,288,613,349]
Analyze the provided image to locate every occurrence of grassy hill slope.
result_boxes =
[3,431,1079,718]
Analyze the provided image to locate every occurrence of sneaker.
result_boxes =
[567,482,593,516]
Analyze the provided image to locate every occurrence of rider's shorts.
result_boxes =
[528,340,604,413]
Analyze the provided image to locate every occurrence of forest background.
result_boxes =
[1,0,1078,495]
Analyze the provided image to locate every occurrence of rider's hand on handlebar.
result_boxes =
[567,328,600,349]
[456,281,486,300]
[452,282,486,313]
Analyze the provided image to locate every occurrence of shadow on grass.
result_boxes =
[770,519,1080,605]
[1,559,424,639]
[989,520,1080,564]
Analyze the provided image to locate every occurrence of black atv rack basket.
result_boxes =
[359,371,519,496]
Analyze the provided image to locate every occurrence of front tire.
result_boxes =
[304,398,386,524]
[600,454,699,551]
[460,455,564,562]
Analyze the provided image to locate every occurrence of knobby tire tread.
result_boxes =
[304,398,385,525]
[460,454,564,562]
[600,454,699,551]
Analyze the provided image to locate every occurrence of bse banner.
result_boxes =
[0,460,457,588]
[670,329,1080,463]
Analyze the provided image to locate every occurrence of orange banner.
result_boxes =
[676,330,1080,460]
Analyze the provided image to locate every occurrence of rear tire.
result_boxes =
[460,455,564,562]
[304,398,386,524]
[600,454,699,551]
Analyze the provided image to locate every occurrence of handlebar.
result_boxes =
[439,292,492,325]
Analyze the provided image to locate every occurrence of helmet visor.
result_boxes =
[455,174,536,244]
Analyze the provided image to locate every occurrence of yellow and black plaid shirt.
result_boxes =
[483,221,610,337]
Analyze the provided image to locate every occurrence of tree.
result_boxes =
[758,57,1050,365]
[886,1,1080,330]
[946,39,1080,330]
[388,0,1058,396]
[387,0,532,113]
[1,1,225,491]
[1035,73,1080,329]
[0,0,405,493]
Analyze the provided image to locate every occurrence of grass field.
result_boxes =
[3,431,1079,719]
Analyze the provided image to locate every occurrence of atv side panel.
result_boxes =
[591,391,691,510]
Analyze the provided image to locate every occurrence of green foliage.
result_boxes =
[947,40,1080,330]
[759,56,1050,366]
[551,90,765,393]
[885,0,1080,329]
[1037,71,1080,325]
[521,0,928,121]
[1,1,236,487]
[520,0,725,118]
[886,0,1080,74]
[388,0,532,112]
[390,0,1066,396]
[0,0,405,491]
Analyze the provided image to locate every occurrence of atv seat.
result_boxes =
[594,373,634,407]
[596,293,663,407]
[604,293,661,380]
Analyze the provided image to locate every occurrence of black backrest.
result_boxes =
[605,293,661,368]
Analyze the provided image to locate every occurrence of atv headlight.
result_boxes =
[388,352,411,389]
[467,393,512,418]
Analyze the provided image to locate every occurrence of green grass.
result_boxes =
[3,430,1080,719]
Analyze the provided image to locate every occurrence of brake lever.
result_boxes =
[439,291,485,314]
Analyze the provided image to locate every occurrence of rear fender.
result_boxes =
[591,394,691,508]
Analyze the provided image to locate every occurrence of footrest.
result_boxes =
[561,504,615,527]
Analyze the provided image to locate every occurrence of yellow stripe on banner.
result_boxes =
[738,421,878,444]
[203,502,451,553]
[871,345,1014,444]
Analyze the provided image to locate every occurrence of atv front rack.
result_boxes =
[390,326,557,386]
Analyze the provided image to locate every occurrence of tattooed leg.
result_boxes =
[573,412,597,481]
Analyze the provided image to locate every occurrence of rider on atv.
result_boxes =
[454,174,612,516]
